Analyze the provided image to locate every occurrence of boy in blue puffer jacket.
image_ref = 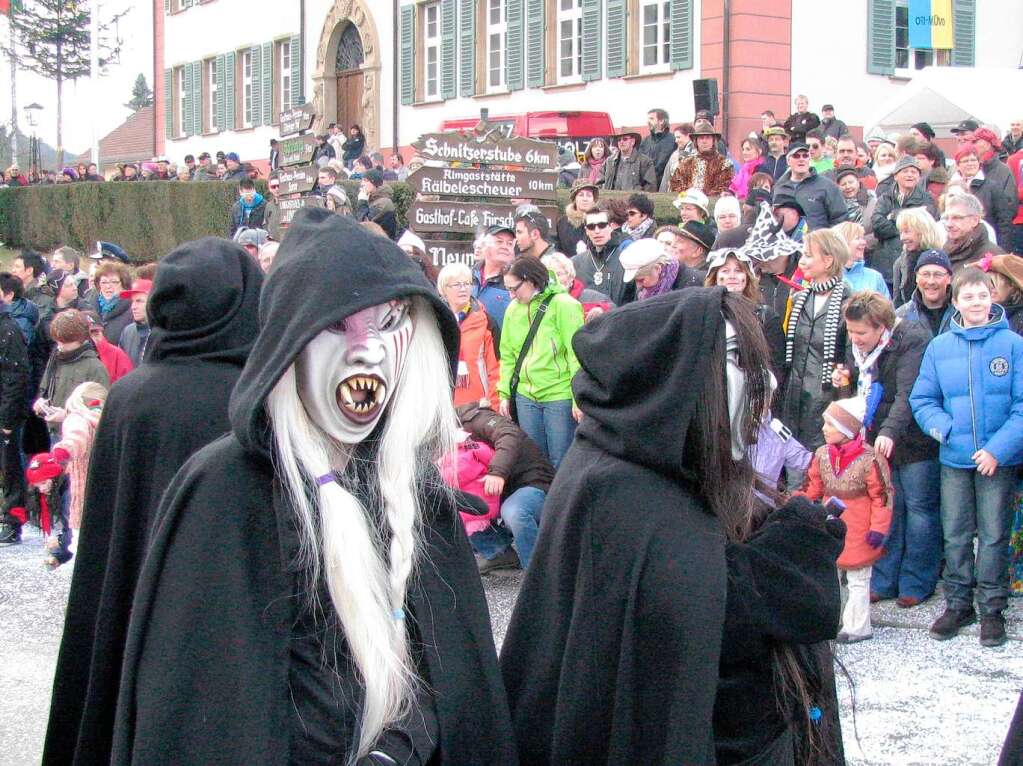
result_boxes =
[910,267,1023,648]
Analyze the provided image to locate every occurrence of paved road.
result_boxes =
[2,528,1020,765]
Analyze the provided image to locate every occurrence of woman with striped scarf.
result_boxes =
[778,229,850,454]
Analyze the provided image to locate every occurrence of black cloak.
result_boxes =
[500,287,733,766]
[107,209,518,765]
[42,238,263,766]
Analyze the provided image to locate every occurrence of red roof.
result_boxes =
[75,106,155,169]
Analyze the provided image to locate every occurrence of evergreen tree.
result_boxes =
[125,73,153,112]
[11,0,126,167]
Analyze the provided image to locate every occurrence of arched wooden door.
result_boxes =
[335,23,365,131]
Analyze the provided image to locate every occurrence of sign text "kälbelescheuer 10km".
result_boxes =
[409,166,557,200]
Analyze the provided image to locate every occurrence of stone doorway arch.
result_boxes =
[313,0,381,150]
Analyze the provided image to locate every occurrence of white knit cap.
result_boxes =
[824,396,866,439]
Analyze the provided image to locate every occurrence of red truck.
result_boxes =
[439,111,616,160]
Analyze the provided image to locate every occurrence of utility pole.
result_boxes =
[90,0,99,164]
[7,8,17,164]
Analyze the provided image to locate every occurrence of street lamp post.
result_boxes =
[23,103,43,179]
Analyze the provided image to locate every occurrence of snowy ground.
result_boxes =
[2,527,1020,765]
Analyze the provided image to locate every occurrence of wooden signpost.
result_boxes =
[408,125,562,265]
[276,164,319,195]
[279,135,319,167]
[280,103,316,138]
[412,133,560,170]
[278,194,324,226]
[408,201,559,235]
[409,165,557,201]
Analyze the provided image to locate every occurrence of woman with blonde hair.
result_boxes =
[891,207,947,306]
[437,262,501,409]
[779,229,850,452]
[834,221,889,297]
[872,143,898,186]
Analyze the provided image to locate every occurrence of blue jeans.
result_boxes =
[469,486,546,568]
[939,464,1017,615]
[515,395,576,470]
[871,459,943,600]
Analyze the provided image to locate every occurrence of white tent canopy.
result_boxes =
[865,66,1023,138]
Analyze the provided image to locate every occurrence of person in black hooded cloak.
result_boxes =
[499,286,848,766]
[103,208,517,766]
[42,238,263,766]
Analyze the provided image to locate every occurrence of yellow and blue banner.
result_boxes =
[908,0,954,50]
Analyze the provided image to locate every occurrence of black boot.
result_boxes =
[929,606,977,640]
[979,614,1007,648]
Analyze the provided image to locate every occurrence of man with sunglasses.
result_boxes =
[806,129,833,174]
[571,208,635,306]
[773,142,847,232]
[264,172,282,241]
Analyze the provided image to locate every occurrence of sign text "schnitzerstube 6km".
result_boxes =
[412,134,559,169]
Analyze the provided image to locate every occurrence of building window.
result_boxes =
[424,2,440,99]
[558,0,583,82]
[487,0,506,92]
[895,3,952,72]
[206,58,217,133]
[279,40,292,114]
[177,66,187,137]
[640,0,670,71]
[241,49,253,128]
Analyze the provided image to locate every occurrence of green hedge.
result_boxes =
[0,180,682,261]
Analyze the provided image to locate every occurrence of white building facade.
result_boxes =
[154,0,1023,167]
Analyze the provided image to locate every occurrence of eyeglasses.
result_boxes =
[98,279,121,286]
[946,213,977,221]
[807,143,821,149]
[918,269,950,281]
[791,152,809,159]
[585,221,610,231]
[446,280,472,290]
[505,280,524,293]
[268,184,280,190]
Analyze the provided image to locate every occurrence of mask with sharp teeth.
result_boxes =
[296,299,414,445]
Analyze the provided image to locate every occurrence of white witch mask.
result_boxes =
[296,300,414,444]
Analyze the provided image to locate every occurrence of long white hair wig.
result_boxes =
[265,296,458,761]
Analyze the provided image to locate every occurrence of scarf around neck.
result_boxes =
[638,259,680,301]
[97,294,119,317]
[622,216,656,239]
[851,328,892,397]
[784,276,845,383]
[828,434,865,477]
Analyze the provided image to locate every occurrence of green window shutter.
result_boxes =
[440,0,457,99]
[225,51,237,130]
[458,0,475,96]
[192,61,203,135]
[669,0,693,70]
[164,0,169,13]
[952,0,975,66]
[183,63,194,136]
[215,54,227,131]
[526,0,545,87]
[606,0,627,79]
[866,0,895,75]
[164,68,173,137]
[581,0,602,82]
[261,42,273,125]
[250,45,262,126]
[506,0,524,90]
[290,35,303,107]
[400,5,415,105]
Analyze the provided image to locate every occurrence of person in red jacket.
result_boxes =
[437,263,500,409]
[798,395,893,644]
[1008,149,1023,254]
[83,311,133,382]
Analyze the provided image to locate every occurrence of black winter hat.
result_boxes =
[772,193,805,218]
[915,249,952,275]
[911,122,936,140]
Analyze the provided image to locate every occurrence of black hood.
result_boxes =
[146,237,263,365]
[229,207,459,457]
[572,286,726,481]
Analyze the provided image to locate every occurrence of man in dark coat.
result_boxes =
[571,208,636,306]
[42,238,264,766]
[598,131,657,191]
[97,210,517,766]
[0,300,30,544]
[638,108,676,188]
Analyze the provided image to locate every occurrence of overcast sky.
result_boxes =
[0,1,152,155]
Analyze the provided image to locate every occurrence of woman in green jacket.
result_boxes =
[499,256,584,469]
